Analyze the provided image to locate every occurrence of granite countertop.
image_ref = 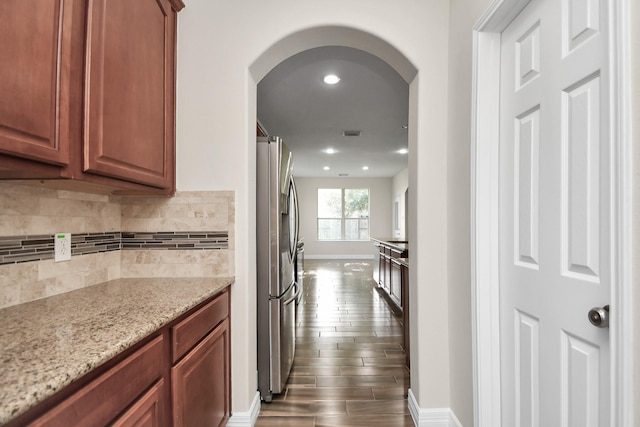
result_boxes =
[0,277,234,425]
[371,237,409,252]
[392,257,409,268]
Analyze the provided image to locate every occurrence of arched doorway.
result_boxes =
[176,6,453,423]
[247,23,418,415]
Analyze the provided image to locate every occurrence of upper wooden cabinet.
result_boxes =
[84,0,176,188]
[0,0,184,193]
[0,0,74,166]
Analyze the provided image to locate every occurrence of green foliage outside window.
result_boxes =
[317,188,369,240]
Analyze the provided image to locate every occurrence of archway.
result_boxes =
[244,24,419,423]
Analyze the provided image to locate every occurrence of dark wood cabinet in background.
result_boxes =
[374,241,408,310]
[0,0,184,194]
[372,239,410,370]
[390,257,402,308]
[400,261,410,369]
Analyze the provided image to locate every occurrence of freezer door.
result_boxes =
[267,281,300,398]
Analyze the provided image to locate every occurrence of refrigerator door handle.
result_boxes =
[290,176,300,260]
[283,281,301,306]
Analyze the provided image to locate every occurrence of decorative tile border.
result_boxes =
[0,235,55,265]
[73,232,122,256]
[0,231,228,266]
[121,232,228,250]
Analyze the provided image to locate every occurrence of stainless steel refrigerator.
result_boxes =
[257,136,300,402]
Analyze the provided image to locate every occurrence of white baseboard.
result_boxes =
[226,391,261,427]
[305,254,374,260]
[408,389,463,427]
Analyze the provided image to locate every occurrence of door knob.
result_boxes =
[588,305,609,328]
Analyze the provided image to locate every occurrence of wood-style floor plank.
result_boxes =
[257,260,412,426]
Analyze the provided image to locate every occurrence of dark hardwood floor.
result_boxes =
[256,259,413,427]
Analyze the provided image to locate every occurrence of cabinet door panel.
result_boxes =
[401,264,410,369]
[172,319,230,427]
[0,0,72,165]
[390,260,402,307]
[84,0,174,189]
[111,380,166,427]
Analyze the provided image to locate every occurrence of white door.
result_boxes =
[499,0,611,425]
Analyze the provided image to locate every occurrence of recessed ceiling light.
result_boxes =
[323,74,340,85]
[397,148,408,154]
[323,166,330,171]
[362,166,369,171]
[325,148,337,154]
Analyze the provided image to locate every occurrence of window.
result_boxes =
[317,188,369,240]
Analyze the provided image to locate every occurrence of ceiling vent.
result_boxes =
[338,173,349,177]
[342,130,362,137]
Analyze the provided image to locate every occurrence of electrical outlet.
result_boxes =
[54,233,71,262]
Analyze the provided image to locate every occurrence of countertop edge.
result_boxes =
[370,237,409,252]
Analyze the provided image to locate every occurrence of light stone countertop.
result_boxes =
[0,277,234,425]
[370,237,409,252]
[393,257,409,268]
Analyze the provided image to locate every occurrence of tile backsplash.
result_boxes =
[0,232,122,265]
[0,183,234,309]
[120,191,234,278]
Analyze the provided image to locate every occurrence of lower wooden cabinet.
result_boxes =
[374,241,408,311]
[390,258,402,307]
[400,263,410,370]
[172,318,230,427]
[7,289,230,427]
[112,380,166,427]
[30,335,166,427]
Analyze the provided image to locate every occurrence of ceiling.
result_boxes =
[257,46,409,178]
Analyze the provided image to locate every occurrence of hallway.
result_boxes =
[256,260,412,426]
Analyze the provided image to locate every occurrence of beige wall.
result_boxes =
[632,0,640,423]
[295,177,392,258]
[446,0,494,424]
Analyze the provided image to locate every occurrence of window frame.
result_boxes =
[316,188,370,241]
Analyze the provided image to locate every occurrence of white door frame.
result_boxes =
[470,0,634,426]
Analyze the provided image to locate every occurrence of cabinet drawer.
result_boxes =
[172,290,229,363]
[31,335,164,427]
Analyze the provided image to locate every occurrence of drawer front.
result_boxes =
[31,335,164,427]
[172,290,229,363]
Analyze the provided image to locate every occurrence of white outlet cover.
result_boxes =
[54,233,72,262]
